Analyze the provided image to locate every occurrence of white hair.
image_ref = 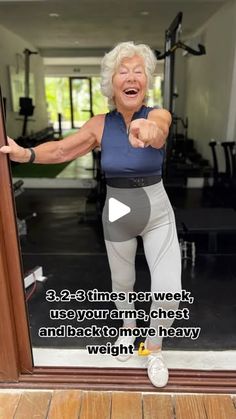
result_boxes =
[100,41,157,110]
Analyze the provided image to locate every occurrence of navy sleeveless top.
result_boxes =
[100,105,165,178]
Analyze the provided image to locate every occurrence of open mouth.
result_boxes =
[123,88,139,97]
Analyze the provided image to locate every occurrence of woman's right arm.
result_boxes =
[0,114,104,164]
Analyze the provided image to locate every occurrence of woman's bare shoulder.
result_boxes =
[89,114,106,145]
[92,113,106,126]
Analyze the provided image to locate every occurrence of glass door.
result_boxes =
[45,77,71,132]
[69,77,93,129]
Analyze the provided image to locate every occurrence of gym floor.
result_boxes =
[13,156,236,364]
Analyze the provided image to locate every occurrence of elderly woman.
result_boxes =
[0,41,181,388]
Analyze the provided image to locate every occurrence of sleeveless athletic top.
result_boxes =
[100,105,165,178]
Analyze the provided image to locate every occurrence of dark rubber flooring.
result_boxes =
[15,188,236,351]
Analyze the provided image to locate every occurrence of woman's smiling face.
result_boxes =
[112,55,148,112]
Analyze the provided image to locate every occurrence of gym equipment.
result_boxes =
[166,133,211,187]
[13,179,37,236]
[19,48,38,137]
[14,179,27,235]
[155,12,206,113]
[173,141,236,257]
[172,116,188,142]
[175,208,236,254]
[228,142,236,205]
[57,113,63,138]
[209,140,220,185]
[0,87,44,294]
[13,181,44,292]
[208,140,236,207]
[221,142,232,180]
[79,147,106,223]
[222,141,236,208]
[16,49,60,149]
[228,142,236,177]
[179,239,196,266]
[156,12,206,181]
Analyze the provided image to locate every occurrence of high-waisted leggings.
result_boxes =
[102,180,182,347]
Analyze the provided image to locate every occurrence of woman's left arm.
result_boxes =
[147,108,172,149]
[129,108,172,149]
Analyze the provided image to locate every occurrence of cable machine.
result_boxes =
[155,12,206,180]
[19,48,38,137]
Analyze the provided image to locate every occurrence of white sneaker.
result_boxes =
[113,334,135,362]
[147,352,169,387]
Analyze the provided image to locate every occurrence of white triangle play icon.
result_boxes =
[108,198,131,222]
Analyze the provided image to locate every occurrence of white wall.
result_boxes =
[44,64,101,77]
[184,0,236,171]
[0,24,48,138]
[44,61,164,78]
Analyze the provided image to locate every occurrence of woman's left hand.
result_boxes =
[128,118,163,148]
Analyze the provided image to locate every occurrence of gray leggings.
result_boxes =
[103,180,182,347]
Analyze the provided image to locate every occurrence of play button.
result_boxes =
[108,198,131,222]
[102,186,151,242]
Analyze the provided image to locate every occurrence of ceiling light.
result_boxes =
[49,13,60,18]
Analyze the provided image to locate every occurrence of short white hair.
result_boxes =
[100,41,157,110]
